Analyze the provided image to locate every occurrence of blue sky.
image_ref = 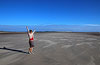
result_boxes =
[0,0,100,25]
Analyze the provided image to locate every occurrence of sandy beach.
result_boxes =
[0,32,100,65]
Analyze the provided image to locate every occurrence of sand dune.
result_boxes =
[0,32,100,65]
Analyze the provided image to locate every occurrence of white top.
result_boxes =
[28,32,34,39]
[26,27,35,41]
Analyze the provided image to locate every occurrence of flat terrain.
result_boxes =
[0,32,100,65]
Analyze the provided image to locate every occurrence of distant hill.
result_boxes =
[0,25,100,32]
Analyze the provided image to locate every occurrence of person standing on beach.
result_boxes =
[26,26,35,54]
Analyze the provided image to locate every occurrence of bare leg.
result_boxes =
[29,47,34,54]
[29,48,32,52]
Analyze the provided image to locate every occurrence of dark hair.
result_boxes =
[29,30,32,33]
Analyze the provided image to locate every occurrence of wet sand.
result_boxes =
[0,32,100,65]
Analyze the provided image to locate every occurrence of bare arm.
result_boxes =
[33,30,35,34]
[26,26,29,33]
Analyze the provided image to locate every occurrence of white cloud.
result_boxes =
[84,24,100,26]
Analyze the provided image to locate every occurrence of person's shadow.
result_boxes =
[0,47,28,54]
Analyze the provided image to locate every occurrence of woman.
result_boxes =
[26,26,35,54]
